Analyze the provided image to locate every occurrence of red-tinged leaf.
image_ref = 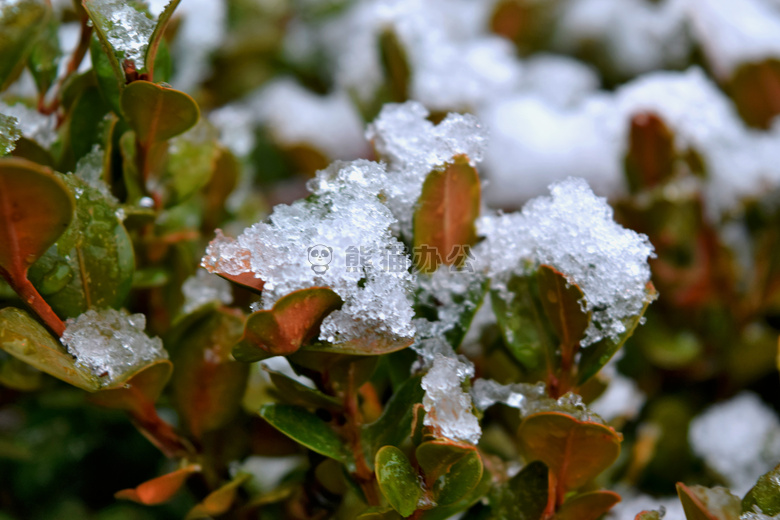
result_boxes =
[0,158,74,288]
[518,412,622,495]
[115,464,200,505]
[416,442,483,506]
[554,490,621,520]
[89,359,173,414]
[624,112,675,193]
[201,230,264,294]
[728,59,780,129]
[236,287,343,359]
[537,265,590,358]
[413,154,480,274]
[676,483,741,520]
[185,473,250,520]
[303,333,414,356]
[120,80,199,144]
[171,310,248,438]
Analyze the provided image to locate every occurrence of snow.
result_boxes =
[181,269,233,314]
[86,0,155,70]
[590,373,646,422]
[607,490,684,520]
[170,0,226,91]
[202,229,254,277]
[0,101,57,148]
[689,392,780,496]
[202,160,417,346]
[0,112,20,155]
[520,54,601,108]
[471,379,547,412]
[555,0,691,77]
[685,0,780,80]
[366,101,488,237]
[209,79,369,161]
[421,353,481,444]
[477,177,655,346]
[74,145,117,203]
[315,0,520,110]
[61,308,168,384]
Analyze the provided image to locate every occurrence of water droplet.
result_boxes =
[38,261,73,295]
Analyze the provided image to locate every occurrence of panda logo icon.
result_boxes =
[308,244,333,274]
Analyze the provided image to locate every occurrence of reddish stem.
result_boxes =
[38,19,93,117]
[1,268,65,337]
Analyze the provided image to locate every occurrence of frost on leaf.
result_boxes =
[689,392,780,496]
[87,0,155,70]
[365,101,488,238]
[0,112,21,155]
[181,269,233,314]
[61,309,168,384]
[477,177,655,346]
[0,101,57,148]
[202,160,416,347]
[74,145,117,203]
[421,354,481,445]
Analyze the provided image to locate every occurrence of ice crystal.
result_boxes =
[689,392,780,495]
[0,112,20,155]
[87,0,155,70]
[478,177,655,346]
[181,269,233,314]
[0,101,57,148]
[421,354,481,444]
[74,145,117,203]
[202,160,416,346]
[61,309,168,383]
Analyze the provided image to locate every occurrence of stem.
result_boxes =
[343,364,380,506]
[38,19,93,116]
[1,268,65,337]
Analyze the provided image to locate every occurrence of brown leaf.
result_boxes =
[518,412,622,495]
[238,287,343,358]
[413,154,480,274]
[115,464,200,505]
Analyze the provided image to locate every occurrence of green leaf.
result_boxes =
[0,307,100,391]
[161,121,219,206]
[413,155,480,274]
[27,16,61,96]
[120,80,200,144]
[144,0,180,81]
[185,473,250,520]
[259,403,349,463]
[362,374,424,456]
[418,463,492,520]
[237,287,344,359]
[554,490,621,520]
[491,272,554,371]
[357,507,403,520]
[27,173,135,318]
[743,463,780,515]
[576,282,656,386]
[676,483,741,520]
[0,0,49,90]
[263,365,343,411]
[517,412,622,494]
[378,28,410,103]
[171,310,249,438]
[0,158,74,282]
[537,265,590,358]
[0,351,42,391]
[490,460,549,520]
[66,83,111,165]
[416,440,483,506]
[90,36,123,115]
[375,446,422,517]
